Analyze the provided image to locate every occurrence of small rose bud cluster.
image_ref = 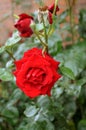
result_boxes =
[14,3,59,38]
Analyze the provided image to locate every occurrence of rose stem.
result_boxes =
[6,50,16,61]
[53,0,59,17]
[42,15,48,44]
[48,0,59,35]
[33,30,48,48]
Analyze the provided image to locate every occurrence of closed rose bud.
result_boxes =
[48,3,59,14]
[14,13,34,38]
[48,3,59,24]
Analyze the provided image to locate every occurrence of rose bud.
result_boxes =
[14,13,34,37]
[13,48,61,98]
[48,3,59,14]
[48,3,59,24]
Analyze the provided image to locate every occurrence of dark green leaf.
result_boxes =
[60,66,75,80]
[2,106,19,118]
[78,120,86,130]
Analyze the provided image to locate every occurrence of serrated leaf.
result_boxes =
[5,31,21,47]
[0,68,13,81]
[60,66,75,80]
[64,60,79,76]
[24,105,38,117]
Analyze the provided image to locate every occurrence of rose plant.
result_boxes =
[0,0,86,130]
[9,0,61,99]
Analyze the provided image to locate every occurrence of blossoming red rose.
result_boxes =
[13,48,61,98]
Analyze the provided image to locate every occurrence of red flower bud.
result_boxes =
[48,12,53,24]
[48,4,59,24]
[48,3,59,14]
[14,13,34,38]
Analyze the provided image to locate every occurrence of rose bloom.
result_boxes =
[13,48,61,98]
[14,13,33,37]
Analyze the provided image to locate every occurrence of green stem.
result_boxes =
[42,15,48,43]
[6,50,16,61]
[53,0,59,17]
[48,0,59,36]
[38,32,44,37]
[34,30,48,47]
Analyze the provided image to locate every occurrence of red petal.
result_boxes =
[19,13,33,20]
[48,4,59,14]
[48,12,53,24]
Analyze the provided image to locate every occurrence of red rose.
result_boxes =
[14,13,34,37]
[48,4,59,24]
[13,48,61,98]
[48,4,59,14]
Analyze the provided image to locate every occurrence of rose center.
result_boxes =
[26,68,46,84]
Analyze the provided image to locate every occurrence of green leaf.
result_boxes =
[52,87,63,98]
[7,89,22,106]
[5,31,21,47]
[36,23,44,31]
[24,105,38,117]
[0,68,13,81]
[67,120,76,130]
[60,66,75,80]
[0,46,5,54]
[78,120,86,130]
[11,89,22,99]
[76,77,86,86]
[66,84,81,97]
[64,60,79,76]
[2,106,19,118]
[6,60,14,68]
[37,96,51,109]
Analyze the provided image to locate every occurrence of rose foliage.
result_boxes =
[0,1,86,130]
